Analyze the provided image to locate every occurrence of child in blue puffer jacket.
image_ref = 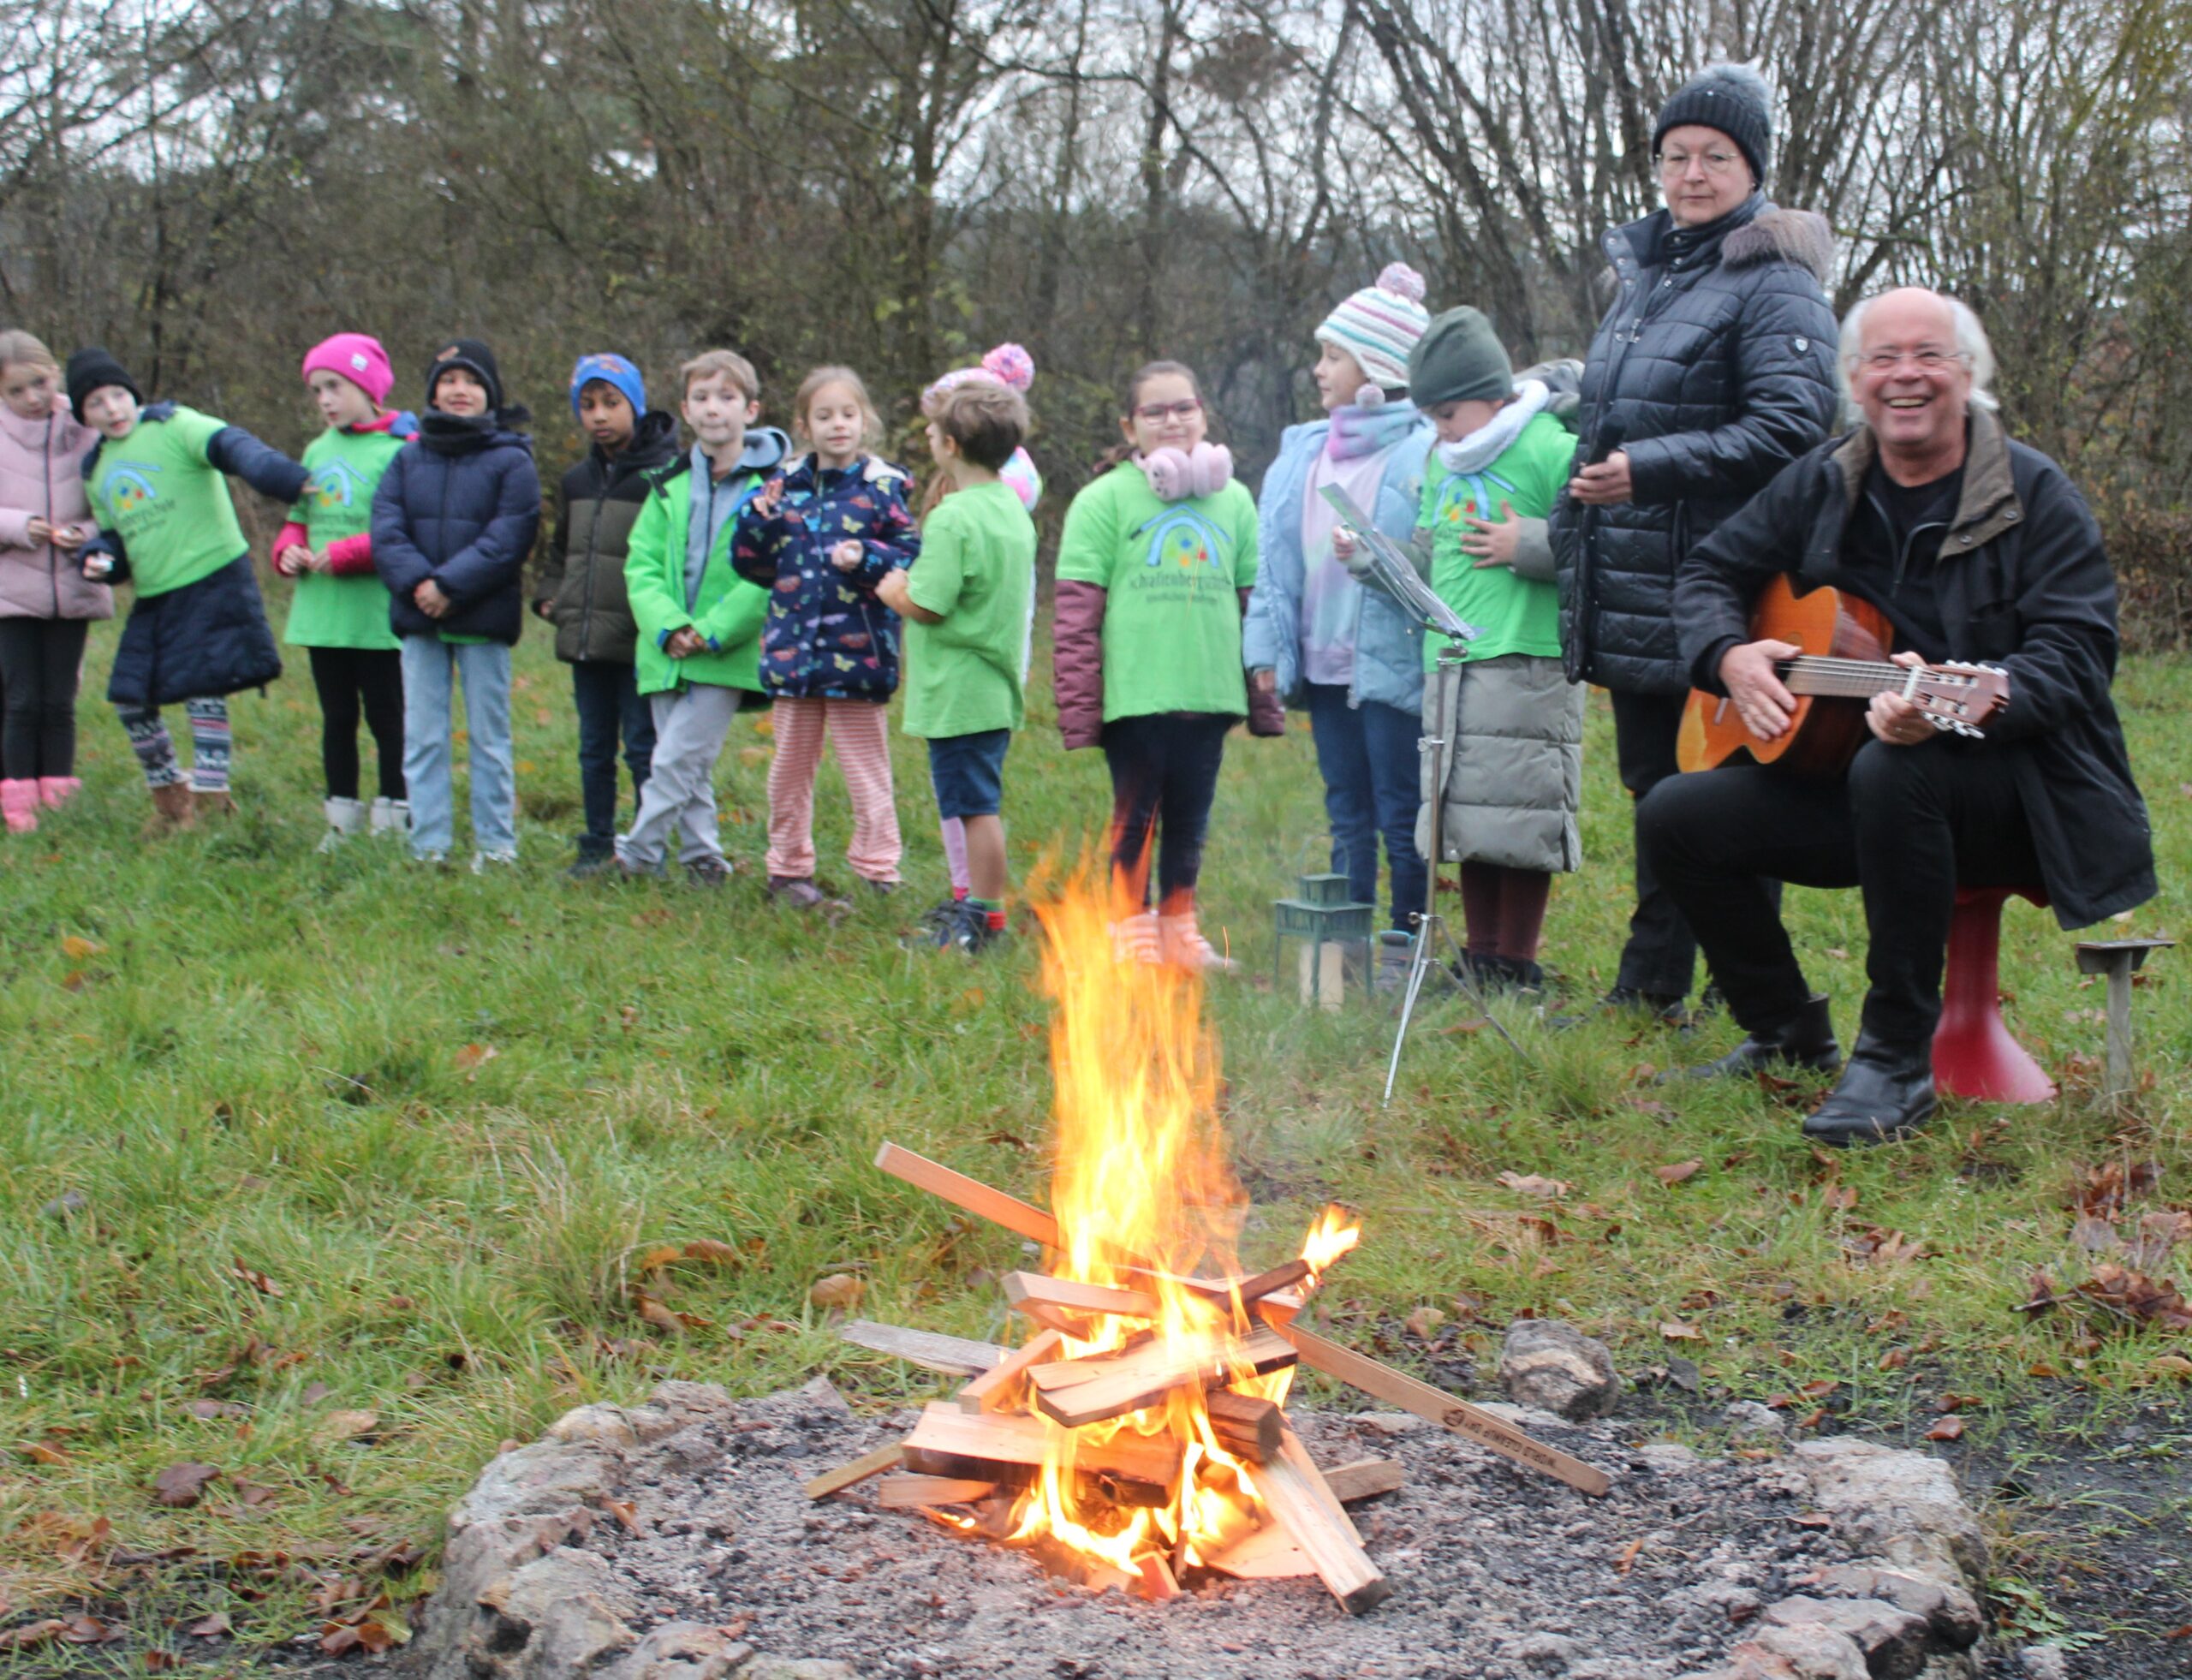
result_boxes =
[731,366,919,906]
[370,339,541,869]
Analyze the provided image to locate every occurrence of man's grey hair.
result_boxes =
[1838,291,1999,411]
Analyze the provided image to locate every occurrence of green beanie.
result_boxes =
[1407,307,1513,408]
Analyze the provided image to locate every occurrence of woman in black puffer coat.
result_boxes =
[1551,63,1840,1021]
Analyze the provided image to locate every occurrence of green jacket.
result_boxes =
[626,455,771,699]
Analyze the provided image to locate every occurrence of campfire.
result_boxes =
[807,882,1607,1613]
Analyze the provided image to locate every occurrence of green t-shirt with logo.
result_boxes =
[902,482,1038,739]
[84,406,247,599]
[1053,462,1259,721]
[283,422,407,651]
[1418,411,1572,668]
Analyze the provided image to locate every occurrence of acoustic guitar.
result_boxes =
[1676,575,2009,777]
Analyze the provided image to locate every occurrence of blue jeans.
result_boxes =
[401,636,515,858]
[571,660,655,856]
[1303,683,1426,932]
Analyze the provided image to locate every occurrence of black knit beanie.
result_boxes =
[425,338,505,412]
[65,346,140,417]
[1653,63,1773,187]
[1408,308,1514,408]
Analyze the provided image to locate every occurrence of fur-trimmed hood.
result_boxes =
[1724,206,1834,282]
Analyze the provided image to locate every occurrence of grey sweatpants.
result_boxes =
[616,682,743,867]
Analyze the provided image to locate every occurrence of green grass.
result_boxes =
[0,621,2186,1665]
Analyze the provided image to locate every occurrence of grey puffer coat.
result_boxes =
[1416,653,1585,873]
[1552,194,1839,694]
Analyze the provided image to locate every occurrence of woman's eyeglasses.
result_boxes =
[1655,150,1743,177]
[1134,399,1202,422]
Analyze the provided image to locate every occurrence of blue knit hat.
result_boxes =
[569,353,646,420]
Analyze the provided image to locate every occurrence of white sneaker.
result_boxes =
[470,848,518,873]
[317,795,368,853]
[1110,911,1161,966]
[1159,911,1237,974]
[368,796,410,837]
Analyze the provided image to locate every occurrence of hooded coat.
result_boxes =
[0,397,111,621]
[1552,195,1841,694]
[1675,407,2154,929]
[370,413,541,645]
[534,408,683,664]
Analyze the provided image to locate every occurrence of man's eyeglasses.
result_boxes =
[1655,150,1744,177]
[1135,399,1202,422]
[1855,349,1969,372]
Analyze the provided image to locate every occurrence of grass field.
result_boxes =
[0,617,2186,1671]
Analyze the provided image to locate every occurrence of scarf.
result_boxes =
[1325,399,1421,462]
[1434,381,1550,475]
[419,406,530,457]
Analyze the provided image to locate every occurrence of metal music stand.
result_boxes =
[1316,486,1523,1105]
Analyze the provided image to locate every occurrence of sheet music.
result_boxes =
[1318,485,1481,644]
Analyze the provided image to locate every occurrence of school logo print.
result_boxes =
[1135,507,1228,569]
[1433,468,1517,529]
[309,458,371,509]
[100,462,163,511]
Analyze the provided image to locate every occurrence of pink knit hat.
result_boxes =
[301,333,395,406]
[921,343,1034,414]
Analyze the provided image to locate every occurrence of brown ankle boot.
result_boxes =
[149,782,197,831]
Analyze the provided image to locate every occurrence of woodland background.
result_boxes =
[3,0,2190,640]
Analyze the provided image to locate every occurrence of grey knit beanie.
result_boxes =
[1407,308,1512,408]
[1653,63,1772,186]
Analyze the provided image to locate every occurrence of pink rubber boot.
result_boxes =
[1,779,39,833]
[37,777,81,809]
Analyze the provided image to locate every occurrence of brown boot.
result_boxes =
[149,782,197,831]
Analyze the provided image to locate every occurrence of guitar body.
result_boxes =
[1677,575,1892,776]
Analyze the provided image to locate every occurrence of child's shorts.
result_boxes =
[926,728,1012,819]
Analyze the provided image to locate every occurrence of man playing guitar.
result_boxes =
[1636,287,2154,1145]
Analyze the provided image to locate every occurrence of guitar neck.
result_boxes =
[1775,655,1922,700]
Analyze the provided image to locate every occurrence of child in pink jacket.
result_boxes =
[0,329,112,831]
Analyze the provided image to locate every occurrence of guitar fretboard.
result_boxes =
[1775,655,1932,700]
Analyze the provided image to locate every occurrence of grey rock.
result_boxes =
[464,1547,638,1678]
[1501,1320,1622,1420]
[603,1623,753,1680]
[649,1380,736,1424]
[1808,1563,1983,1650]
[738,1662,859,1680]
[1724,1401,1788,1442]
[1792,1439,1988,1588]
[1762,1595,1931,1680]
[1505,1630,1586,1671]
[39,1189,88,1218]
[1738,1621,1872,1679]
[545,1403,644,1451]
[458,1441,622,1528]
[791,1375,852,1416]
[2016,1647,2070,1680]
[1640,1443,1703,1475]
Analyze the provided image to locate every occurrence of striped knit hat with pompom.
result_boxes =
[1315,263,1432,403]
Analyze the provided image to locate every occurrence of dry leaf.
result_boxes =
[1403,1306,1446,1340]
[1877,1348,1909,1371]
[313,1410,378,1447]
[635,1244,682,1273]
[152,1463,222,1507]
[808,1273,865,1311]
[635,1295,688,1333]
[1613,1537,1644,1575]
[1924,1416,1965,1442]
[605,1498,641,1534]
[682,1239,741,1265]
[454,1043,498,1075]
[2147,1354,2192,1381]
[1654,1159,1702,1187]
[21,1440,69,1466]
[60,934,102,959]
[229,1258,283,1297]
[1659,1320,1704,1342]
[187,1612,234,1639]
[1497,1171,1570,1199]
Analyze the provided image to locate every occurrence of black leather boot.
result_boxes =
[1670,994,1841,1081]
[1802,1039,1937,1147]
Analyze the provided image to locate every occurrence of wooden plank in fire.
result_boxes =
[1254,1422,1391,1614]
[1030,1328,1298,1430]
[898,1401,1181,1505]
[873,1473,999,1508]
[1259,1308,1611,1498]
[837,1319,1006,1378]
[801,1442,902,1500]
[1203,1388,1284,1463]
[956,1329,1064,1415]
[1001,1271,1159,1330]
[873,1141,1062,1248]
[1322,1457,1405,1503]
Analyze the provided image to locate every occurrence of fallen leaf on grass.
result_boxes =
[1924,1416,1965,1442]
[186,1612,233,1639]
[229,1258,283,1297]
[1654,1159,1702,1187]
[1822,1185,1858,1212]
[454,1043,498,1076]
[1659,1320,1704,1342]
[1497,1171,1570,1199]
[808,1273,865,1311]
[314,1410,378,1448]
[1621,1094,1672,1117]
[682,1238,742,1266]
[20,1440,69,1466]
[1877,1348,1909,1371]
[1403,1306,1446,1340]
[0,1620,66,1650]
[635,1244,682,1273]
[152,1463,222,1507]
[60,935,102,959]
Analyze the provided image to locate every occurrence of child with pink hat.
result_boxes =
[271,332,417,848]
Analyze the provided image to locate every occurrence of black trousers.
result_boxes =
[1636,740,2042,1051]
[1102,712,1232,912]
[308,646,407,801]
[571,659,655,852]
[0,617,90,780]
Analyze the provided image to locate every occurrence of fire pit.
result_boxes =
[804,885,1606,1612]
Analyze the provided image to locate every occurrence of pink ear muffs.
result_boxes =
[1135,442,1235,502]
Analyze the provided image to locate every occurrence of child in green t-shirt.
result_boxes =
[1051,360,1283,974]
[1381,308,1585,992]
[271,334,414,849]
[68,346,310,830]
[875,381,1038,955]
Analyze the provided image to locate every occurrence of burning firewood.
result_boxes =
[1028,1329,1297,1430]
